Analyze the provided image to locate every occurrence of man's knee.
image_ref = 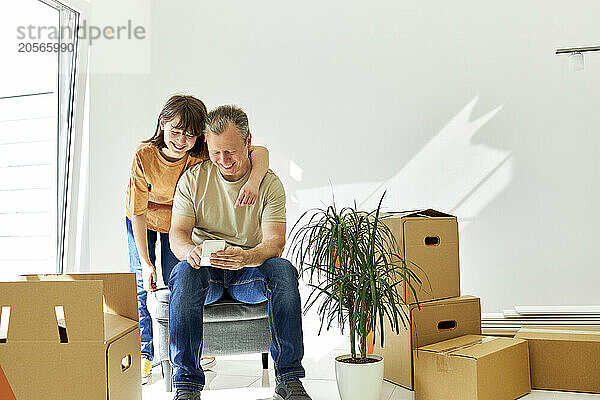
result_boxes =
[169,261,210,289]
[262,257,299,281]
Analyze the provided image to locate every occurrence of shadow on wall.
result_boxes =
[288,96,513,228]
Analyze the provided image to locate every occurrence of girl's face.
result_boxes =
[160,116,198,160]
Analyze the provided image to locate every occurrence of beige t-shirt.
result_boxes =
[172,161,286,249]
[125,144,205,233]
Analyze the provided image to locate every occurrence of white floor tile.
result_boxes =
[380,381,398,400]
[197,387,275,400]
[247,370,276,388]
[521,391,558,399]
[142,357,600,400]
[203,372,259,391]
[209,357,266,378]
[553,392,600,399]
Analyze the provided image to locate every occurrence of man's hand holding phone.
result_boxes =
[186,239,228,269]
[187,240,248,270]
[210,246,249,270]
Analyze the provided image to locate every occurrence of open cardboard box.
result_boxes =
[380,209,461,304]
[414,335,531,400]
[374,295,482,390]
[0,273,141,399]
[514,325,600,393]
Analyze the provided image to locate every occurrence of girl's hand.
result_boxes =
[141,261,158,291]
[235,179,260,208]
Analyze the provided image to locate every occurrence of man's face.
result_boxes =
[206,122,251,181]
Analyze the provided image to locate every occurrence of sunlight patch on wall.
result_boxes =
[290,97,512,228]
[359,96,512,224]
[289,159,303,182]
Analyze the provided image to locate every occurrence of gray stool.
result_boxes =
[152,288,271,391]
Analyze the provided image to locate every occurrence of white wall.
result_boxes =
[89,0,600,313]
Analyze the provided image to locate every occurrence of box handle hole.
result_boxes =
[424,236,440,246]
[121,354,132,372]
[55,306,69,343]
[0,306,10,343]
[438,320,456,331]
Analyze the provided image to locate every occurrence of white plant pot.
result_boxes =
[334,354,384,400]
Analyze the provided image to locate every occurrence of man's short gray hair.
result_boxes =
[206,105,250,142]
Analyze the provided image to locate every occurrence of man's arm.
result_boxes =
[245,221,286,266]
[169,213,203,269]
[209,222,286,269]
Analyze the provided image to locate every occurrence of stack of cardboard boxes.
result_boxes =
[373,210,531,400]
[0,273,141,400]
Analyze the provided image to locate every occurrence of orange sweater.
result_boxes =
[125,144,205,233]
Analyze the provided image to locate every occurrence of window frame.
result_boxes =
[39,0,91,273]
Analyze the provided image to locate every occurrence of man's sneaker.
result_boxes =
[273,379,312,400]
[173,389,202,400]
[141,357,152,385]
[200,356,216,370]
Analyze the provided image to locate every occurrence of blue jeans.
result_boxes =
[169,257,306,391]
[126,217,179,361]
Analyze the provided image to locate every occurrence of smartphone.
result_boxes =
[200,239,226,266]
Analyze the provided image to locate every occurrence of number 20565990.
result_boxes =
[18,42,74,53]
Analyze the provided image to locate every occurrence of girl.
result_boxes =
[125,95,270,384]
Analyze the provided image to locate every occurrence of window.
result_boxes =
[0,0,84,280]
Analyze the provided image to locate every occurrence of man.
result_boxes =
[168,105,312,400]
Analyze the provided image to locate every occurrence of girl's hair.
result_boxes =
[142,95,209,158]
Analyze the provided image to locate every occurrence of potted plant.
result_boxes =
[288,193,424,400]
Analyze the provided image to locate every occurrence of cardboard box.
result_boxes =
[0,273,141,400]
[514,325,600,393]
[374,295,481,390]
[381,209,460,304]
[413,335,530,400]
